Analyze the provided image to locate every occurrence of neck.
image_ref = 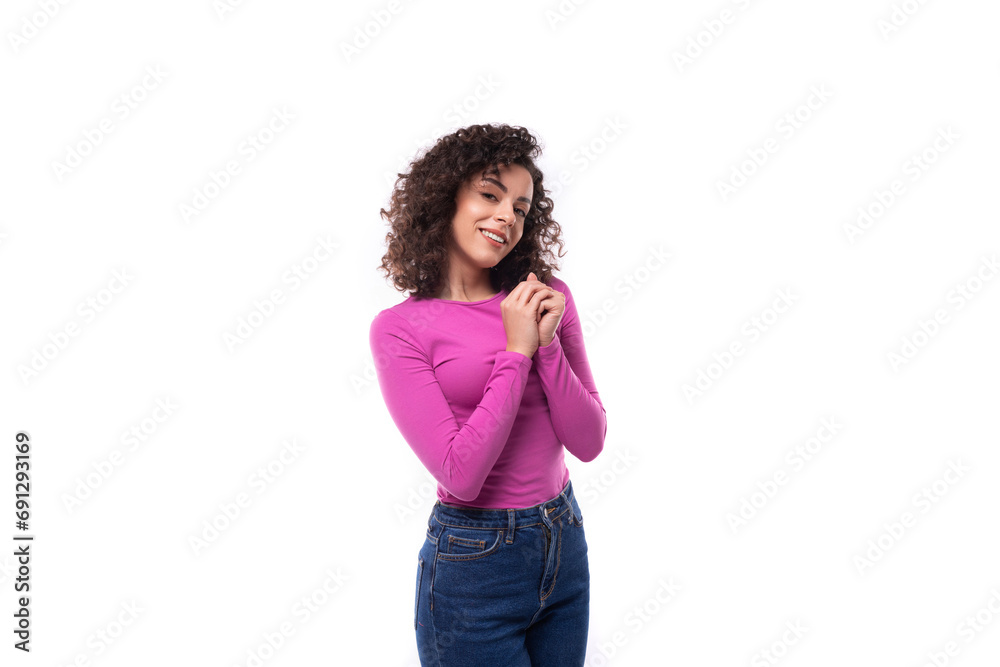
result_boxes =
[437,267,496,302]
[436,282,497,301]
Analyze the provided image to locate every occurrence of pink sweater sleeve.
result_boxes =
[369,309,533,501]
[532,279,607,462]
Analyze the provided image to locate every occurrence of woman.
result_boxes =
[369,123,608,666]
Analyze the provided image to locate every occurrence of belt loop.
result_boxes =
[506,509,515,544]
[560,485,576,524]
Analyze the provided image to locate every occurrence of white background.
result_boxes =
[2,0,999,665]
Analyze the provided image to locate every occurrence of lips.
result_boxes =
[479,227,507,243]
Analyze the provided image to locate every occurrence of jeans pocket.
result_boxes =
[437,526,503,561]
[414,556,424,631]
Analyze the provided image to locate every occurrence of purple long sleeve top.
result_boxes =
[369,276,607,508]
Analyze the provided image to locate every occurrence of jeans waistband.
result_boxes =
[431,479,578,535]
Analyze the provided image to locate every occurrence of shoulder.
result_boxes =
[369,302,413,339]
[370,300,434,362]
[546,274,575,300]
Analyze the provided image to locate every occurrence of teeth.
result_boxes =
[481,229,505,243]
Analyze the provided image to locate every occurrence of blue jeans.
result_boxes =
[414,479,590,666]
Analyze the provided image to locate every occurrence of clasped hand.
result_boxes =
[500,271,566,356]
[525,271,565,348]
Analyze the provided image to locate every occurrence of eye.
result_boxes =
[482,191,528,218]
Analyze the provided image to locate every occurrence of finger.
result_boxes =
[511,279,551,309]
[526,287,551,311]
[513,281,545,304]
[536,291,557,317]
[508,280,535,305]
[522,272,544,286]
[523,283,548,305]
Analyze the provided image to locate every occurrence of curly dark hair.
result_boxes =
[377,123,566,299]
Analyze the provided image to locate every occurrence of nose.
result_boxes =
[496,202,515,224]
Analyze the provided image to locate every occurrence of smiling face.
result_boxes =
[447,162,534,272]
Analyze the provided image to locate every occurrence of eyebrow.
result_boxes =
[481,177,532,206]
